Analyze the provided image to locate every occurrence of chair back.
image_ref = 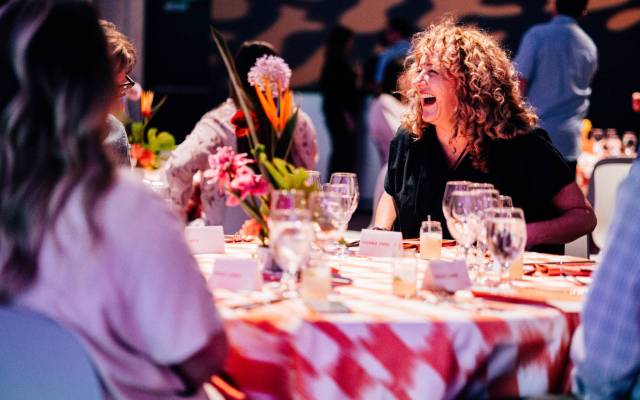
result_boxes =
[588,157,633,250]
[0,305,103,400]
[369,163,388,227]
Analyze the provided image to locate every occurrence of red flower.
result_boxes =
[230,110,259,138]
[130,143,156,169]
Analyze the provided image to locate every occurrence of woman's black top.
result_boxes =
[384,126,574,254]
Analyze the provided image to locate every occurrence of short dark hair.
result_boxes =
[556,0,589,19]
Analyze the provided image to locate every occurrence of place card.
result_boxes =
[185,226,225,254]
[422,260,472,293]
[359,229,403,257]
[209,257,261,292]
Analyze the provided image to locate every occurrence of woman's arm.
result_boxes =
[171,330,228,394]
[526,182,597,248]
[373,192,397,230]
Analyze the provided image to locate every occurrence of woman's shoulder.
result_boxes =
[101,171,170,224]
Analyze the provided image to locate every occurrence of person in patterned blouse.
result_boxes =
[166,41,318,226]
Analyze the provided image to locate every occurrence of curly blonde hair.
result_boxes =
[399,18,537,172]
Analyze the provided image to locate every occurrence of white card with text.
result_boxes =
[358,229,402,258]
[185,226,225,254]
[422,260,472,293]
[209,257,261,291]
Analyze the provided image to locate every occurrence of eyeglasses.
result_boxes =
[119,74,135,90]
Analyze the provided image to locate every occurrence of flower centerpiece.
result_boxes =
[207,27,317,244]
[127,89,177,169]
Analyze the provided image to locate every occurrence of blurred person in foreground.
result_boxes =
[101,19,137,166]
[0,1,227,398]
[572,159,640,398]
[374,19,596,254]
[514,0,597,172]
[166,41,318,226]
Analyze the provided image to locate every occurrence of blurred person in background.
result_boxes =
[368,58,407,164]
[0,1,227,398]
[515,0,597,173]
[166,41,318,226]
[100,19,137,167]
[320,25,362,174]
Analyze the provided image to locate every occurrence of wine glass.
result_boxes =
[449,190,482,265]
[321,183,353,255]
[623,131,637,156]
[270,213,314,298]
[442,181,471,253]
[485,207,527,288]
[271,189,306,212]
[499,195,513,208]
[305,170,321,189]
[329,173,359,218]
[308,191,350,254]
[473,189,500,282]
[469,182,494,191]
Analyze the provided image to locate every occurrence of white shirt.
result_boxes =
[16,171,223,399]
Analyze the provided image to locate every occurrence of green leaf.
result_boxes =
[156,131,176,151]
[130,121,144,143]
[259,153,287,189]
[276,108,299,161]
[146,127,158,150]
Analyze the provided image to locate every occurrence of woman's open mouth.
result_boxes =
[422,94,436,106]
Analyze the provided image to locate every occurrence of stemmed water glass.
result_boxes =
[329,173,359,220]
[485,207,527,288]
[308,191,350,254]
[269,209,314,298]
[442,181,471,255]
[271,189,306,212]
[449,190,482,265]
[499,195,513,208]
[472,189,500,282]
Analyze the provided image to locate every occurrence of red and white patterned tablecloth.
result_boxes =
[198,244,585,399]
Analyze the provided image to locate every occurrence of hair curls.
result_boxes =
[399,18,537,172]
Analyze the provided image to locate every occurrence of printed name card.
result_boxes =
[422,260,472,293]
[209,257,261,291]
[358,229,403,258]
[185,226,225,254]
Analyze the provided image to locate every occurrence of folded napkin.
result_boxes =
[533,263,594,277]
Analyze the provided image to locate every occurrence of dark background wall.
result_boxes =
[143,0,640,142]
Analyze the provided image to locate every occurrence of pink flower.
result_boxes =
[247,55,291,96]
[230,166,269,200]
[204,146,254,192]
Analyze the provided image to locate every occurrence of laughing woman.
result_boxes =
[374,19,596,254]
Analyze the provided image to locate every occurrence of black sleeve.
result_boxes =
[525,129,574,201]
[384,128,406,196]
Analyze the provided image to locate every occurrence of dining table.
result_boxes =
[197,240,592,400]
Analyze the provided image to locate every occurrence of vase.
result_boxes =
[256,245,283,282]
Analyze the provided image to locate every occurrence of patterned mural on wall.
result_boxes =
[210,0,640,129]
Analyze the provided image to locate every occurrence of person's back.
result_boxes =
[0,2,227,398]
[515,0,597,162]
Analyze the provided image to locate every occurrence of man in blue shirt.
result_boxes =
[571,159,640,398]
[374,18,412,88]
[514,0,598,169]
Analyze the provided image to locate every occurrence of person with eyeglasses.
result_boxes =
[100,19,136,167]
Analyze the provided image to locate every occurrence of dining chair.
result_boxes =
[0,305,103,400]
[588,157,634,255]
